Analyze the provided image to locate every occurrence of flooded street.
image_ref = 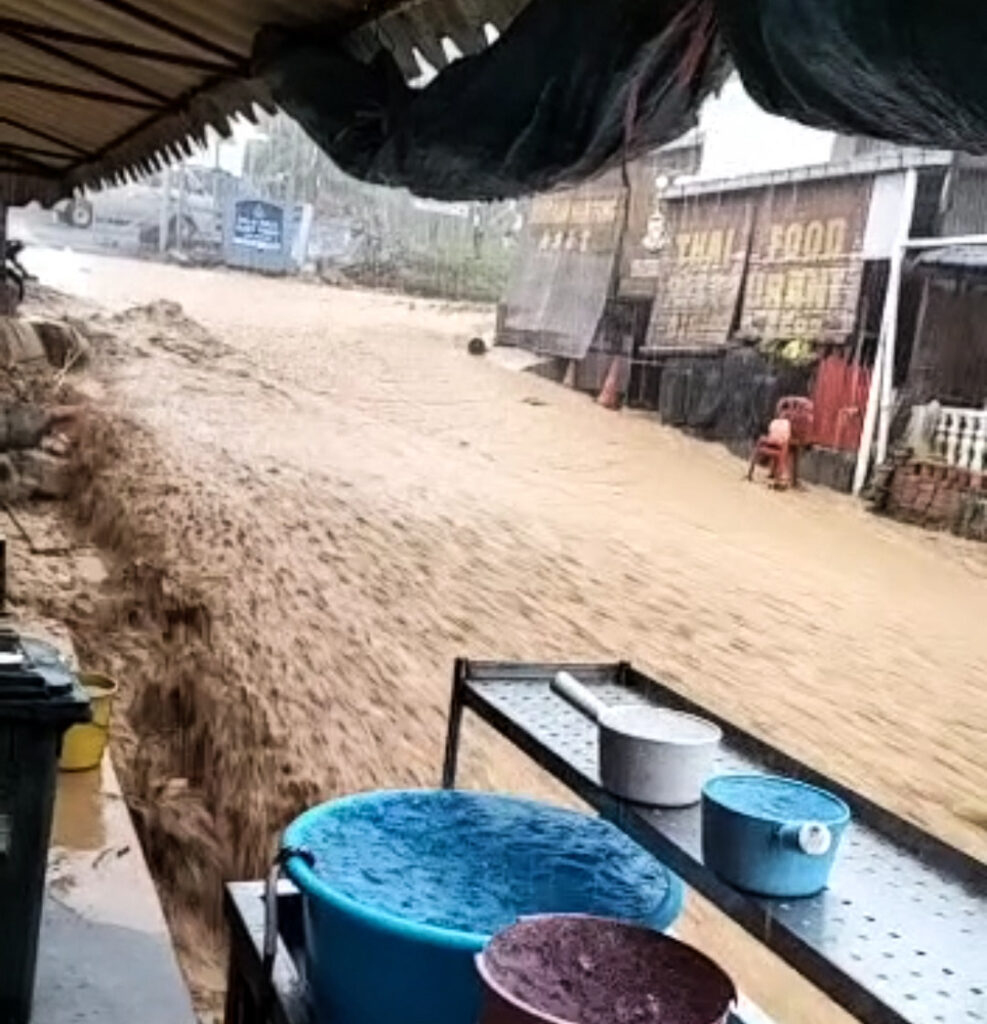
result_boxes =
[26,250,987,1018]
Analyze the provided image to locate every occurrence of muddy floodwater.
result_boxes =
[26,250,987,1020]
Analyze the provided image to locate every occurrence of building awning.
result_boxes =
[0,0,528,207]
[3,1,987,207]
[911,245,987,274]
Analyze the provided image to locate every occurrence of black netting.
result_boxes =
[254,0,725,201]
[718,0,987,153]
[658,349,815,441]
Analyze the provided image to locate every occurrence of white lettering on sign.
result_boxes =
[530,196,619,227]
[671,229,739,267]
[538,228,593,253]
[766,218,848,262]
[744,263,861,339]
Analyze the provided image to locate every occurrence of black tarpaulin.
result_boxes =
[659,348,813,439]
[717,0,987,153]
[256,0,987,203]
[254,0,725,201]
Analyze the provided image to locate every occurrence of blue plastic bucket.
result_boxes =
[283,790,684,1024]
[701,774,851,897]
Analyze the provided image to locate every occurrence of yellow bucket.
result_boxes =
[59,673,118,772]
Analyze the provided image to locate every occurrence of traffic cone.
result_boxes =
[597,357,622,410]
[562,359,577,388]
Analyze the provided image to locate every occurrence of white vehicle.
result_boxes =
[55,167,232,249]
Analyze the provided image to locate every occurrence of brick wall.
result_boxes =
[877,458,987,540]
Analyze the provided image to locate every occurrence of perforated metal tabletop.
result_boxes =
[442,660,987,1024]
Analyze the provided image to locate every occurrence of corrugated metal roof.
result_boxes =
[664,148,953,200]
[0,0,525,205]
[912,244,987,273]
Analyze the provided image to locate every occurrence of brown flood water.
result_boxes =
[29,251,986,1020]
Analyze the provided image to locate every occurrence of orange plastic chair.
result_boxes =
[747,397,815,488]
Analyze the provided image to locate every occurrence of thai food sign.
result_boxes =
[740,177,872,343]
[646,175,875,349]
[645,192,755,349]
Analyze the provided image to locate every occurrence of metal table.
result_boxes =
[223,881,752,1024]
[442,659,987,1024]
[224,881,311,1024]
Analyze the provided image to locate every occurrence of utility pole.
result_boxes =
[286,120,300,209]
[175,161,187,254]
[158,165,171,255]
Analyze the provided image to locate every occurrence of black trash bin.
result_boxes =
[0,629,90,1024]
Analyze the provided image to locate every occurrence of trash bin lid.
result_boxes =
[0,629,90,724]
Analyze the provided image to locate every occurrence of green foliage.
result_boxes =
[244,112,517,302]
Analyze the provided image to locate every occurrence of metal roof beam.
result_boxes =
[0,142,73,161]
[0,143,72,162]
[0,146,56,172]
[0,165,57,177]
[0,18,243,74]
[0,73,161,110]
[83,0,245,65]
[5,29,170,103]
[0,115,88,156]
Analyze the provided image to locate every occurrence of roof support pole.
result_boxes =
[853,168,918,495]
[0,199,7,295]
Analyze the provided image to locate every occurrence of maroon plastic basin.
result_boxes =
[476,915,736,1024]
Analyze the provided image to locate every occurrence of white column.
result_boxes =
[854,169,918,494]
[876,169,919,469]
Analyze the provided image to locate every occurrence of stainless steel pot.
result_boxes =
[552,671,721,807]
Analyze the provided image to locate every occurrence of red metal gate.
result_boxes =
[811,355,871,452]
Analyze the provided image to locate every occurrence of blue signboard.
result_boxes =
[232,200,284,252]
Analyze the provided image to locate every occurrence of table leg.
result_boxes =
[224,950,246,1024]
[441,659,466,788]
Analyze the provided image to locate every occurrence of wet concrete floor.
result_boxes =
[34,761,195,1024]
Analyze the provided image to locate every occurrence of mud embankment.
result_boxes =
[65,414,323,1010]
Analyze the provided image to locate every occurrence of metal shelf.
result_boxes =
[443,659,987,1024]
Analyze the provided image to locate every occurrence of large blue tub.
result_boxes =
[283,789,683,1024]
